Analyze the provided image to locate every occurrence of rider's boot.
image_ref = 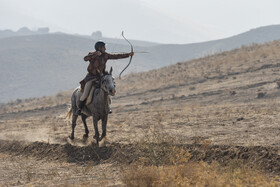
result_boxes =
[76,100,86,115]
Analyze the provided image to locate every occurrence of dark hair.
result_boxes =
[95,41,105,51]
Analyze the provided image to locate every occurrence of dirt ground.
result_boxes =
[1,43,280,186]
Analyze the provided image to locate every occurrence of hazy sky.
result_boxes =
[1,0,280,44]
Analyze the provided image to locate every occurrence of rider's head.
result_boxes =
[95,41,106,53]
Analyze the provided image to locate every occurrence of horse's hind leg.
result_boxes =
[81,113,89,139]
[69,89,79,140]
[69,114,78,140]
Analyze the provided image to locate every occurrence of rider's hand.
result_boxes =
[129,52,134,57]
[96,51,102,56]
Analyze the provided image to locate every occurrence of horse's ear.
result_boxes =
[109,67,113,75]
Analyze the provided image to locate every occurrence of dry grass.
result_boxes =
[122,120,280,186]
[122,140,280,187]
[117,40,280,95]
[122,161,280,187]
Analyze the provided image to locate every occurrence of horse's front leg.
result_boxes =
[100,115,108,141]
[92,116,100,145]
[69,114,78,140]
[81,113,89,139]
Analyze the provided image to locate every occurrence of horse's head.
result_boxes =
[101,67,116,96]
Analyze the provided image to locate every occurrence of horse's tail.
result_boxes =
[66,107,72,121]
[66,87,79,121]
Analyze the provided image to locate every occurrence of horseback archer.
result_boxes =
[77,41,134,115]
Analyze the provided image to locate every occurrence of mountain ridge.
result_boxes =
[2,25,280,103]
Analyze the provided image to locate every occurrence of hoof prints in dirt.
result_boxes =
[0,140,280,174]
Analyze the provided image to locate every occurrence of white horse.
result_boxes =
[67,67,116,146]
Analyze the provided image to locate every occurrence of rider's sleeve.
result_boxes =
[106,53,130,60]
[84,52,98,61]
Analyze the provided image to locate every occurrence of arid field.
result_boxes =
[1,41,280,186]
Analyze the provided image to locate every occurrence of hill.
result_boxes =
[2,25,280,102]
[144,25,280,67]
[2,37,280,148]
[1,39,280,185]
[0,27,50,38]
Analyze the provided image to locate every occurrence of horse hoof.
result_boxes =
[99,136,106,141]
[93,135,99,140]
[83,134,88,139]
[69,135,74,140]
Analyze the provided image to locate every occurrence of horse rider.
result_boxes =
[76,41,134,115]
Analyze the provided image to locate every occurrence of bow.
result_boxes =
[119,31,133,79]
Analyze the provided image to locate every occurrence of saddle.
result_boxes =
[85,80,101,105]
[85,87,93,105]
[80,72,108,105]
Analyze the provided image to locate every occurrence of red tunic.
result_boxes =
[80,51,130,89]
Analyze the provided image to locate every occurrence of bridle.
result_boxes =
[100,74,115,94]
